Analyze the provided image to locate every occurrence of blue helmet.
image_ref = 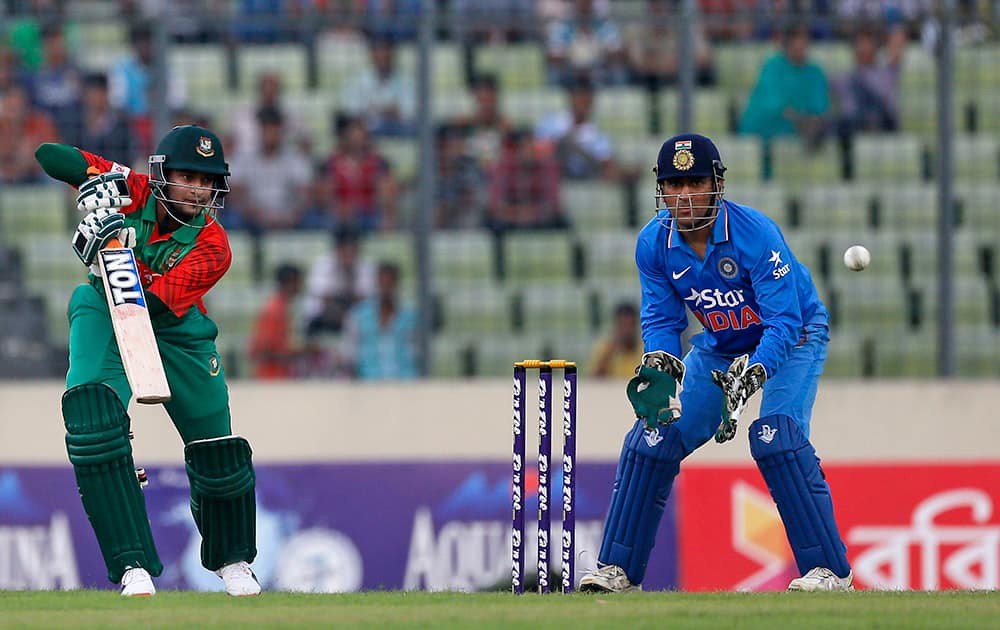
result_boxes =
[654,133,726,182]
[653,133,727,232]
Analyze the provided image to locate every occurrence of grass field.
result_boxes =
[2,591,999,629]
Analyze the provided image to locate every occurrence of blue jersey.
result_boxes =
[635,199,828,378]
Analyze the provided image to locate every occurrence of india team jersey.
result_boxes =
[635,199,828,378]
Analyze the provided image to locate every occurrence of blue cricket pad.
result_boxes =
[598,420,685,585]
[748,414,851,578]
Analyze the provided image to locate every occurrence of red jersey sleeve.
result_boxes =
[79,150,152,216]
[146,227,232,317]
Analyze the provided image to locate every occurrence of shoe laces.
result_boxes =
[804,567,837,580]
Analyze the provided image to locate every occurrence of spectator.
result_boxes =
[832,26,906,135]
[228,71,310,157]
[364,0,424,42]
[588,302,642,379]
[0,84,60,184]
[315,114,398,232]
[625,0,716,90]
[450,0,535,83]
[545,0,627,87]
[108,22,187,155]
[344,261,419,380]
[485,128,565,232]
[302,225,377,336]
[455,73,512,169]
[738,23,830,149]
[435,123,487,229]
[227,107,314,231]
[698,0,757,41]
[535,75,620,181]
[626,0,716,133]
[249,263,305,379]
[63,73,133,165]
[19,23,82,141]
[0,46,20,93]
[341,36,415,137]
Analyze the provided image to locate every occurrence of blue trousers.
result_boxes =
[674,324,828,456]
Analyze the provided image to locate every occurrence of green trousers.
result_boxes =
[66,283,232,441]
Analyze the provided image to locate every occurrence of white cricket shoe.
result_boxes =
[216,561,262,596]
[120,566,155,597]
[787,567,855,592]
[579,564,640,593]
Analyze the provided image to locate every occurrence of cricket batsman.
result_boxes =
[580,133,853,593]
[35,125,260,596]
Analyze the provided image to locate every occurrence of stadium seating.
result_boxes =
[0,186,69,237]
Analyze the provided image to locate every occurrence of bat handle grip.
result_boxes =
[105,237,124,249]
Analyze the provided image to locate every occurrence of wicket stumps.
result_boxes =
[512,360,577,595]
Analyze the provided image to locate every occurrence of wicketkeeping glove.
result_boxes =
[76,172,132,212]
[626,350,685,429]
[71,208,136,267]
[711,354,767,443]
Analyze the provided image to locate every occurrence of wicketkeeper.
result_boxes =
[580,134,853,593]
[35,125,260,596]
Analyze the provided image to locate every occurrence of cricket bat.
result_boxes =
[97,237,171,404]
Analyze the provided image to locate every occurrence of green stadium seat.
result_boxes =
[810,43,853,75]
[431,230,496,287]
[261,230,330,279]
[871,330,936,377]
[430,332,472,378]
[475,43,545,90]
[363,231,415,287]
[76,22,128,71]
[316,31,372,91]
[397,42,464,91]
[875,185,937,234]
[223,232,262,286]
[715,42,776,96]
[19,235,84,292]
[828,274,910,335]
[0,185,70,239]
[616,135,662,171]
[516,283,593,335]
[953,135,998,181]
[204,285,270,347]
[289,91,338,155]
[595,87,649,140]
[583,230,636,283]
[501,230,577,285]
[920,278,993,327]
[955,326,1000,377]
[714,136,764,185]
[440,282,511,335]
[237,44,309,94]
[957,184,1000,234]
[824,330,865,378]
[502,88,565,126]
[800,183,874,232]
[852,134,923,182]
[770,138,841,186]
[903,231,980,281]
[432,88,474,122]
[731,184,789,224]
[168,45,227,98]
[562,181,628,231]
[473,333,540,377]
[377,139,419,183]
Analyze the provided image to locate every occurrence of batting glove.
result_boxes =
[76,172,132,212]
[72,209,135,267]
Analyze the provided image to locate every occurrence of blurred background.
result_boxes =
[0,0,996,382]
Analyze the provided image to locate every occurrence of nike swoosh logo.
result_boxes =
[672,267,691,280]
